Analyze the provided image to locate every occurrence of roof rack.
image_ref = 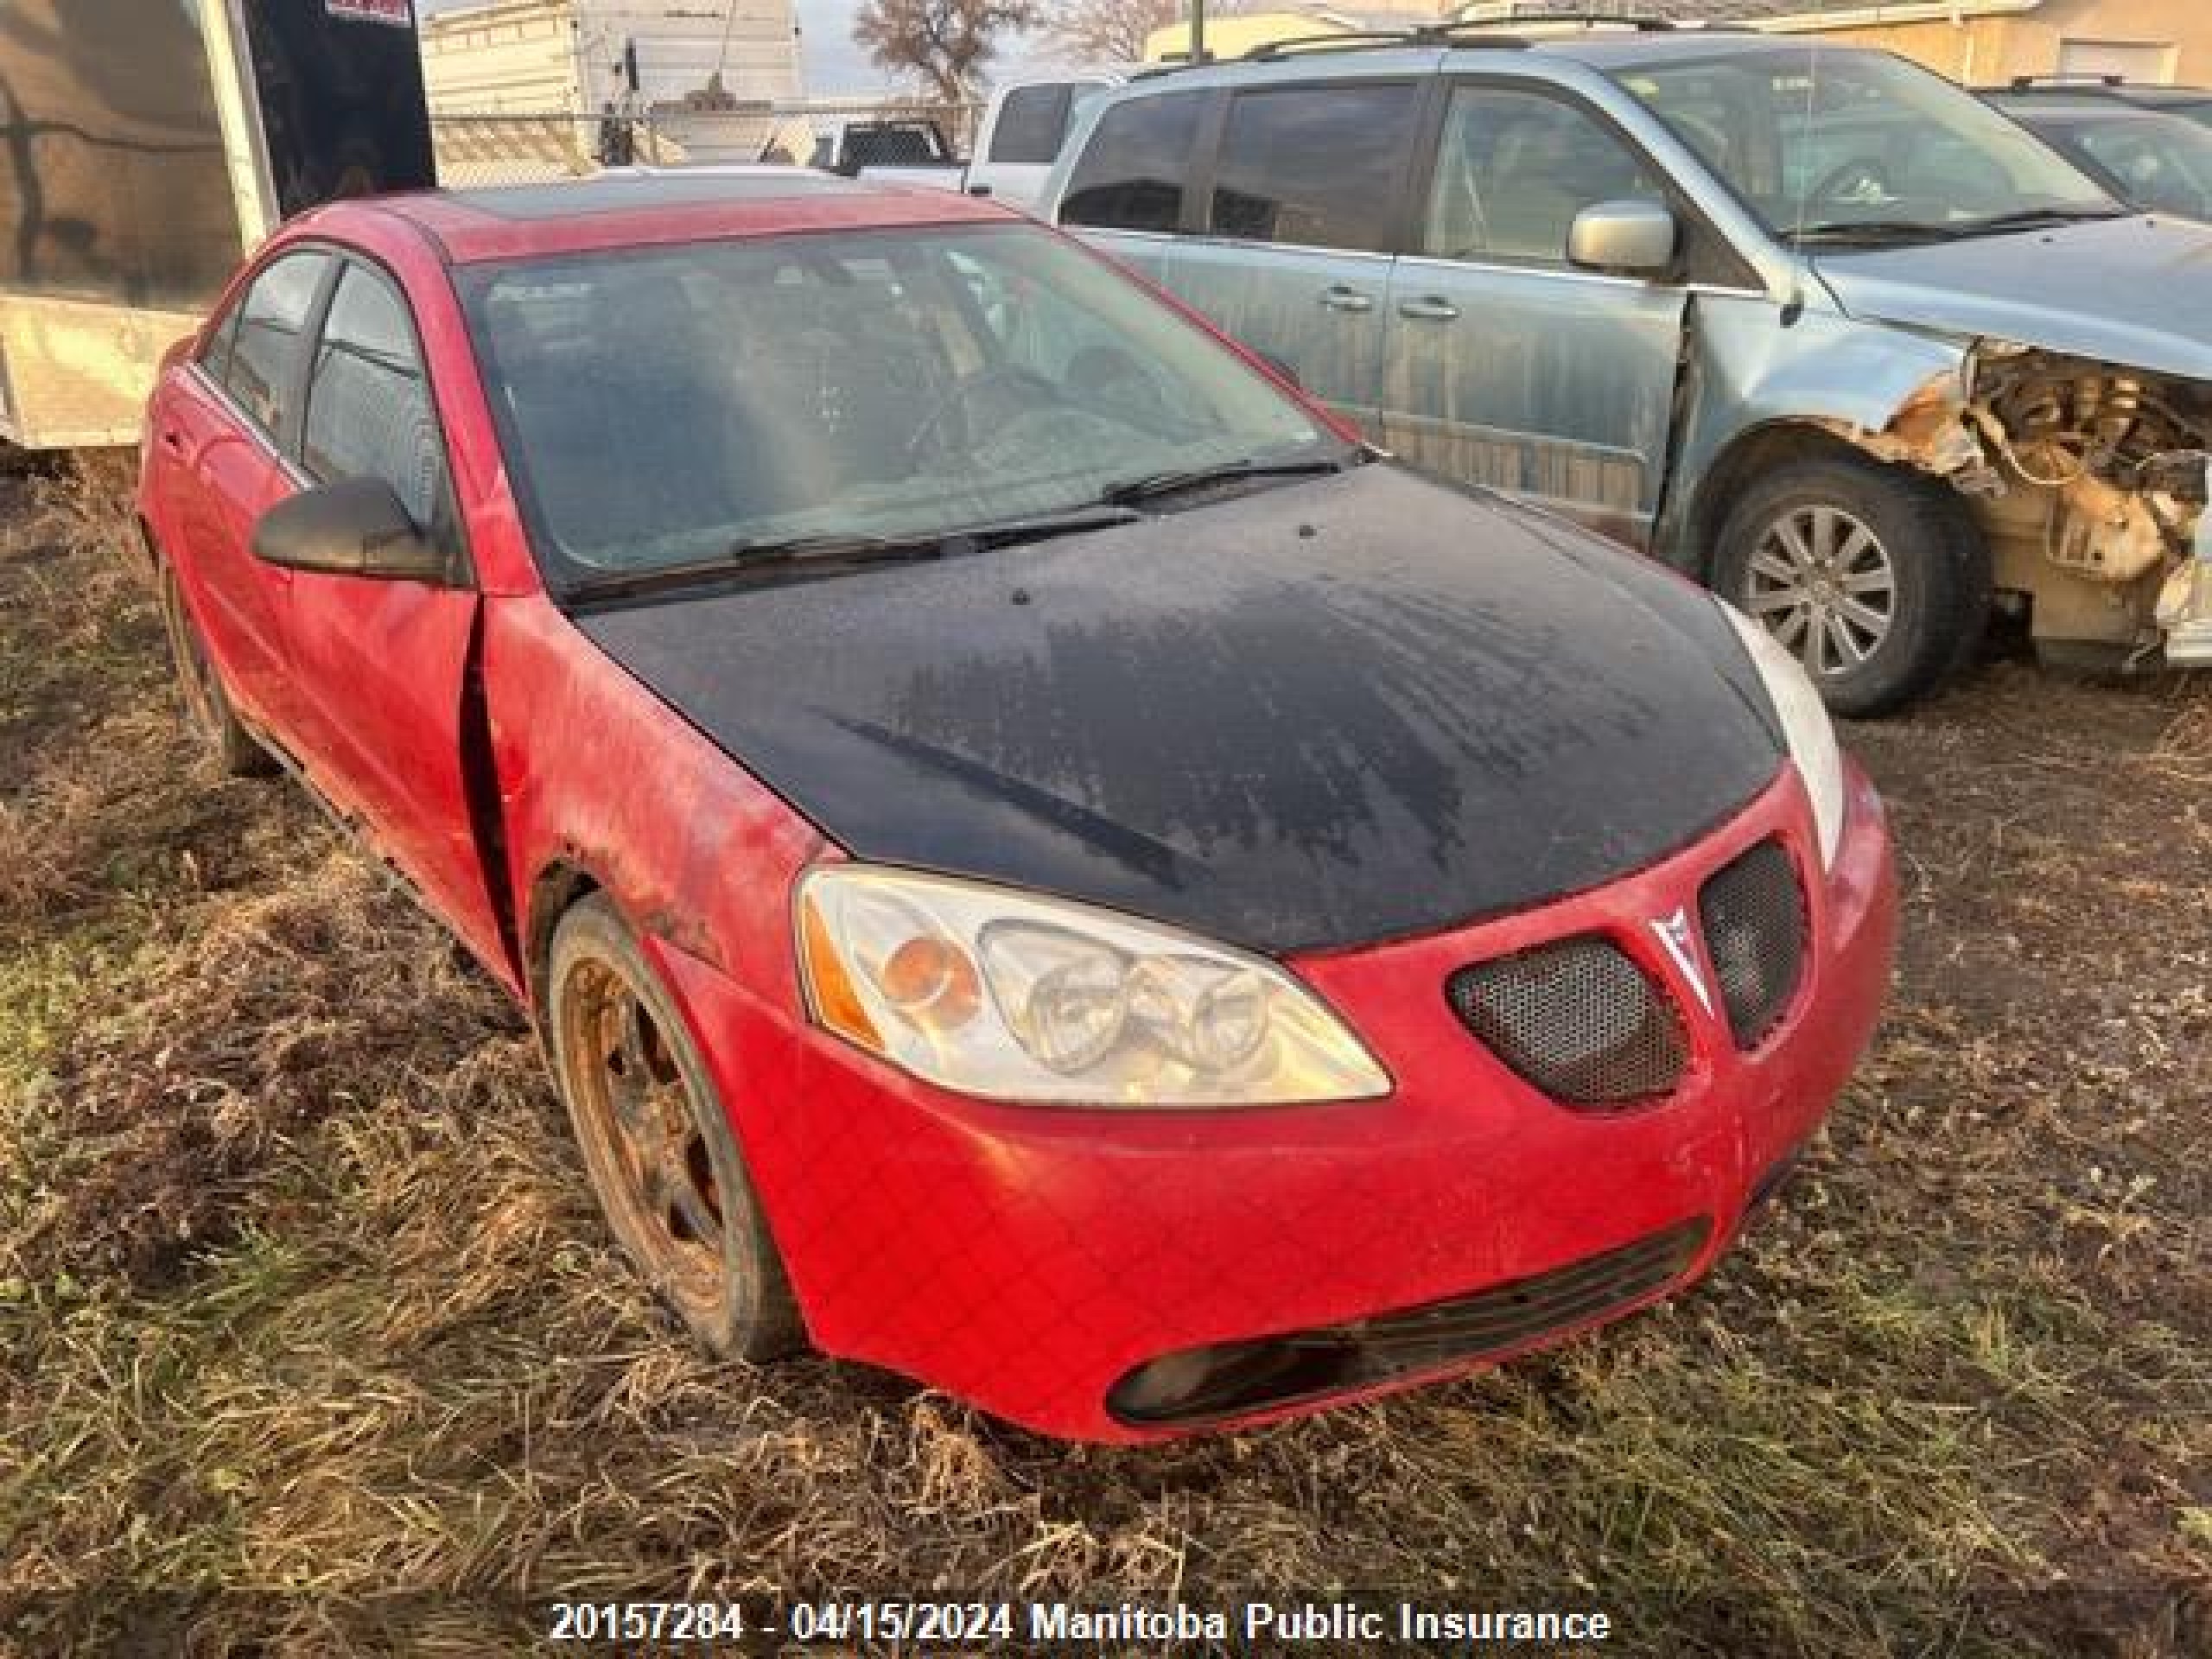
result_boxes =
[2008,73,2126,90]
[1238,29,1500,62]
[1446,10,1677,29]
[1155,10,1679,73]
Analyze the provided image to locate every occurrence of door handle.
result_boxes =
[1396,296,1461,321]
[1319,284,1374,314]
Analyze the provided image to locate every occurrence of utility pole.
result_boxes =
[1190,0,1205,62]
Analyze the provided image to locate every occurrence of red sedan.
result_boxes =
[138,175,1896,1440]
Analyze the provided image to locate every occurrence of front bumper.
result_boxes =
[663,764,1896,1441]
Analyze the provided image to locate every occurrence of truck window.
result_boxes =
[219,251,334,441]
[1061,92,1207,232]
[1423,87,1666,266]
[302,264,448,531]
[989,85,1077,164]
[1210,84,1421,253]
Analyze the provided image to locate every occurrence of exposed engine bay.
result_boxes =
[1877,346,2212,665]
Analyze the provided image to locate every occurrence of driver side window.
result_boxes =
[1424,87,1667,267]
[302,263,448,531]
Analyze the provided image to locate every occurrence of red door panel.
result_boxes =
[156,370,295,728]
[279,575,503,970]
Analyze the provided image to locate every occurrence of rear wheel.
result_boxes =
[157,559,275,776]
[547,894,804,1361]
[1713,455,1989,717]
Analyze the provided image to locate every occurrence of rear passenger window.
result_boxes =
[1210,84,1421,253]
[302,264,447,530]
[1423,87,1667,266]
[1061,92,1206,232]
[990,84,1077,165]
[219,251,331,439]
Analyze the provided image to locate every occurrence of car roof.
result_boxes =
[302,170,1014,265]
[1983,79,2212,109]
[1989,94,2202,128]
[1990,93,2155,118]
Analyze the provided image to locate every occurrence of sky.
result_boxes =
[416,0,1067,98]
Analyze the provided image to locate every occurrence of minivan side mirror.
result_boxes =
[1567,200,1678,277]
[251,477,451,583]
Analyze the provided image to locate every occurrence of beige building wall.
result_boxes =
[421,0,800,114]
[1778,0,2212,87]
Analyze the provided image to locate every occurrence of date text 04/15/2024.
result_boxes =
[545,1599,1618,1645]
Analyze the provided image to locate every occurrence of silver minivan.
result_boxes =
[1041,29,2212,714]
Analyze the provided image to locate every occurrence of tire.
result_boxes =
[546,894,804,1361]
[157,558,276,777]
[1712,455,1990,718]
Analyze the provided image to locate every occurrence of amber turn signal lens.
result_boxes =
[799,894,881,1051]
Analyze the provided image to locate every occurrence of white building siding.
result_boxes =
[422,0,799,114]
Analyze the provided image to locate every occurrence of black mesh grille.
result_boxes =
[1446,938,1688,1106]
[1699,840,1808,1050]
[1109,1218,1713,1427]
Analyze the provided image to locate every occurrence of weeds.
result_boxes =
[1,461,2205,1656]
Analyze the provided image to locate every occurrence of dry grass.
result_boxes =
[1,461,2206,1656]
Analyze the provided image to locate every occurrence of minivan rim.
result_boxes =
[1743,505,1897,678]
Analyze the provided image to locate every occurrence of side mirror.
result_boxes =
[1567,200,1678,277]
[251,477,451,583]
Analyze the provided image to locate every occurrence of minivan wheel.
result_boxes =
[547,894,804,1361]
[1713,456,1989,718]
[157,559,276,776]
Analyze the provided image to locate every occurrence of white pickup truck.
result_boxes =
[808,76,1127,211]
[961,73,1126,212]
[808,118,969,189]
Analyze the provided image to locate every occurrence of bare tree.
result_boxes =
[1046,0,1175,64]
[1048,0,1249,65]
[852,0,1043,106]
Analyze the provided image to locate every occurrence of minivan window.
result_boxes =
[303,264,448,529]
[219,250,332,440]
[1612,48,2118,244]
[1422,86,1667,264]
[1061,91,1207,232]
[990,84,1077,165]
[1210,84,1421,253]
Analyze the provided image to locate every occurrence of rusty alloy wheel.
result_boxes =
[546,895,802,1359]
[160,563,224,736]
[157,559,273,777]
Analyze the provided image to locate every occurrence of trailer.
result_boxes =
[0,0,436,451]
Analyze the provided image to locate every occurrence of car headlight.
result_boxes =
[795,866,1392,1106]
[1719,601,1845,869]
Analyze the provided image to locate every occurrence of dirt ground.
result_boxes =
[0,461,2205,1656]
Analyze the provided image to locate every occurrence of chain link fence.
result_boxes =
[430,100,982,189]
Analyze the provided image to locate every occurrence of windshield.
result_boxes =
[2069,112,2212,219]
[1611,48,2120,244]
[461,223,1335,588]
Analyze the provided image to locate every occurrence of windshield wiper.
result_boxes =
[1787,206,2130,249]
[560,506,1141,603]
[1782,220,1972,248]
[1098,454,1352,508]
[1954,205,2133,235]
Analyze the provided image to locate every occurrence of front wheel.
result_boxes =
[546,894,804,1361]
[1713,456,1989,718]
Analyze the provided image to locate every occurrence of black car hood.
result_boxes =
[577,465,1783,955]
